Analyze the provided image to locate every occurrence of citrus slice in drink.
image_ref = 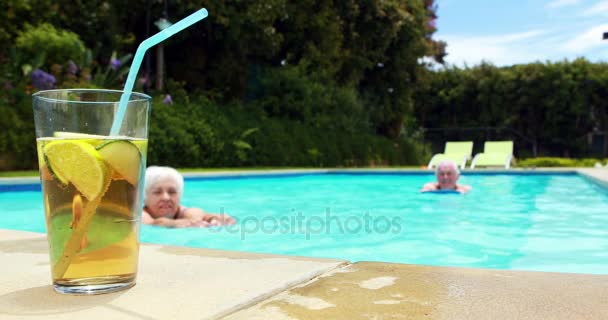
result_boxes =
[53,131,110,139]
[132,139,148,155]
[53,132,109,147]
[37,140,57,182]
[43,141,109,200]
[36,140,45,169]
[43,153,69,185]
[97,140,141,186]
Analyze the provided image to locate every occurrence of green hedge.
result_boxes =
[415,60,608,158]
[0,93,428,171]
[0,91,36,170]
[147,95,428,168]
[518,157,608,167]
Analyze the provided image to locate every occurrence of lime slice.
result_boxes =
[97,140,141,185]
[132,139,148,155]
[37,140,65,183]
[132,140,148,167]
[43,141,109,200]
[43,153,69,185]
[53,132,109,147]
[53,132,109,139]
[36,140,45,169]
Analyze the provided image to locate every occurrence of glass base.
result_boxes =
[53,279,135,295]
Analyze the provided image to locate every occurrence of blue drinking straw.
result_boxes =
[110,8,208,135]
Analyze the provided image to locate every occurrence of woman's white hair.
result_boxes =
[145,166,184,196]
[435,160,460,175]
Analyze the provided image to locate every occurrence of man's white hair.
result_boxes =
[145,166,184,197]
[435,160,460,175]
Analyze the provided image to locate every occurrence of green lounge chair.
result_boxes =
[427,141,473,170]
[470,141,514,169]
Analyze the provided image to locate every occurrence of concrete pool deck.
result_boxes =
[0,229,347,319]
[1,167,608,319]
[1,229,608,320]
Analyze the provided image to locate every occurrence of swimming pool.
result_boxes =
[2,172,608,274]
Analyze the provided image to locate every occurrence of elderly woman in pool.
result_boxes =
[421,160,471,194]
[142,166,236,228]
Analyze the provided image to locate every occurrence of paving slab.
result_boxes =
[0,229,346,320]
[224,261,608,320]
[577,168,608,188]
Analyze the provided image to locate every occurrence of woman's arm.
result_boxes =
[142,209,155,225]
[151,217,207,228]
[142,208,207,228]
[183,207,236,226]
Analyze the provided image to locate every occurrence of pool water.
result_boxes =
[2,173,608,274]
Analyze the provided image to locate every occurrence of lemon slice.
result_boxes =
[43,141,109,200]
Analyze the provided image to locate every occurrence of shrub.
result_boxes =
[147,96,224,167]
[15,23,86,67]
[518,157,606,167]
[249,65,368,133]
[0,91,35,170]
[143,93,428,168]
[0,92,428,171]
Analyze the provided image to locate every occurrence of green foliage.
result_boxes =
[243,118,425,167]
[415,59,608,158]
[249,65,368,133]
[0,0,137,61]
[163,0,440,139]
[0,90,35,170]
[15,23,86,67]
[90,52,133,88]
[518,157,607,167]
[0,1,439,170]
[232,128,259,163]
[0,49,37,170]
[147,96,224,168]
[1,47,41,86]
[145,96,426,168]
[4,22,135,91]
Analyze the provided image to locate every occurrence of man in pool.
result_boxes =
[421,160,471,194]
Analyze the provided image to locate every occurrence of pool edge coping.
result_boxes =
[0,167,598,186]
[576,168,608,189]
[3,228,607,320]
[0,228,351,320]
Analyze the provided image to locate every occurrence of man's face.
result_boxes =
[436,164,459,188]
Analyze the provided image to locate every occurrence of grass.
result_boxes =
[177,167,315,172]
[0,166,424,178]
[0,170,39,177]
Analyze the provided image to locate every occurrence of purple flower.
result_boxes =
[3,81,13,91]
[138,75,149,86]
[66,60,78,75]
[31,69,56,90]
[110,58,121,70]
[162,94,173,105]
